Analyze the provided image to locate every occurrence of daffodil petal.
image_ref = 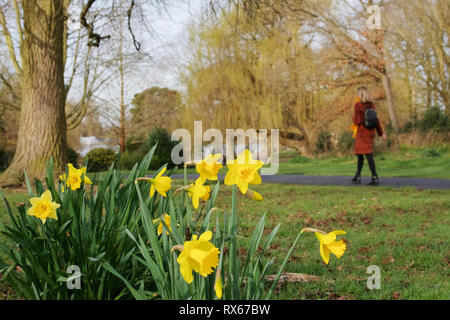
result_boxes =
[180,262,194,284]
[320,243,330,264]
[199,231,212,241]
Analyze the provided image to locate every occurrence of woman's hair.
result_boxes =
[357,86,374,104]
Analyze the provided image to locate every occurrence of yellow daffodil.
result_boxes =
[27,190,60,224]
[355,96,361,103]
[196,154,223,182]
[59,163,92,191]
[153,214,172,236]
[186,178,209,209]
[301,228,347,264]
[201,185,211,201]
[174,231,220,284]
[214,270,223,299]
[246,189,263,201]
[224,150,264,194]
[350,124,358,139]
[149,167,172,198]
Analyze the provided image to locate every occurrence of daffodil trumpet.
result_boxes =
[174,231,220,284]
[135,167,172,198]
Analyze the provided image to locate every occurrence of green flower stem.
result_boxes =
[265,232,303,300]
[229,184,238,298]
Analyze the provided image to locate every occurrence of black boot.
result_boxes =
[367,175,379,186]
[351,174,361,184]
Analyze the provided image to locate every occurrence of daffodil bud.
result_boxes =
[246,189,264,201]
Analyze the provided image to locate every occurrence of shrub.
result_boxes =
[419,106,449,132]
[422,148,441,158]
[119,151,145,170]
[338,131,354,153]
[125,135,144,153]
[315,129,333,154]
[141,128,177,170]
[66,147,79,165]
[85,148,117,172]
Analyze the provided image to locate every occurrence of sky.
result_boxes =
[65,0,204,122]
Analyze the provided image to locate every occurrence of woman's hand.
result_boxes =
[382,134,387,140]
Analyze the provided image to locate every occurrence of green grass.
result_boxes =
[1,182,449,300]
[274,145,450,179]
[214,183,450,300]
[274,152,450,178]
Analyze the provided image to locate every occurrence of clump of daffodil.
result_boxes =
[214,269,223,299]
[186,177,209,209]
[153,214,172,236]
[246,189,264,201]
[27,190,61,224]
[224,149,264,194]
[149,167,172,198]
[172,231,220,284]
[59,163,92,191]
[196,154,223,182]
[301,228,347,264]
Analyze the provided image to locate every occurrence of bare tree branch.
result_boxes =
[0,5,21,75]
[80,0,111,47]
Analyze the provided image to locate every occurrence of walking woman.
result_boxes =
[351,87,387,186]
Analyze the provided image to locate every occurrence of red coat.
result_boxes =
[353,102,384,155]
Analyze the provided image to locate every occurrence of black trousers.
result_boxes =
[356,154,377,177]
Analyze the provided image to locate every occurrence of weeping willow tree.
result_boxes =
[182,7,328,154]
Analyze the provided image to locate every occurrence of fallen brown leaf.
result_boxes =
[265,273,323,283]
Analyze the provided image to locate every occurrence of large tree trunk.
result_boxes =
[380,71,399,132]
[0,1,66,187]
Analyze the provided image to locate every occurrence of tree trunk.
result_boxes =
[0,1,66,187]
[380,71,399,132]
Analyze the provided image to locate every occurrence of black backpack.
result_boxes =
[364,104,378,129]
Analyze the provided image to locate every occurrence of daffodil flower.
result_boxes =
[350,124,358,139]
[301,228,347,264]
[153,214,172,236]
[196,154,223,182]
[149,167,172,198]
[174,231,220,284]
[186,177,209,209]
[224,150,264,194]
[59,163,92,191]
[27,190,61,224]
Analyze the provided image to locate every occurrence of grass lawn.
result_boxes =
[274,149,450,179]
[217,183,449,300]
[88,146,450,181]
[1,182,449,300]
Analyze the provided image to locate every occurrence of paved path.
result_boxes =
[172,174,450,190]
